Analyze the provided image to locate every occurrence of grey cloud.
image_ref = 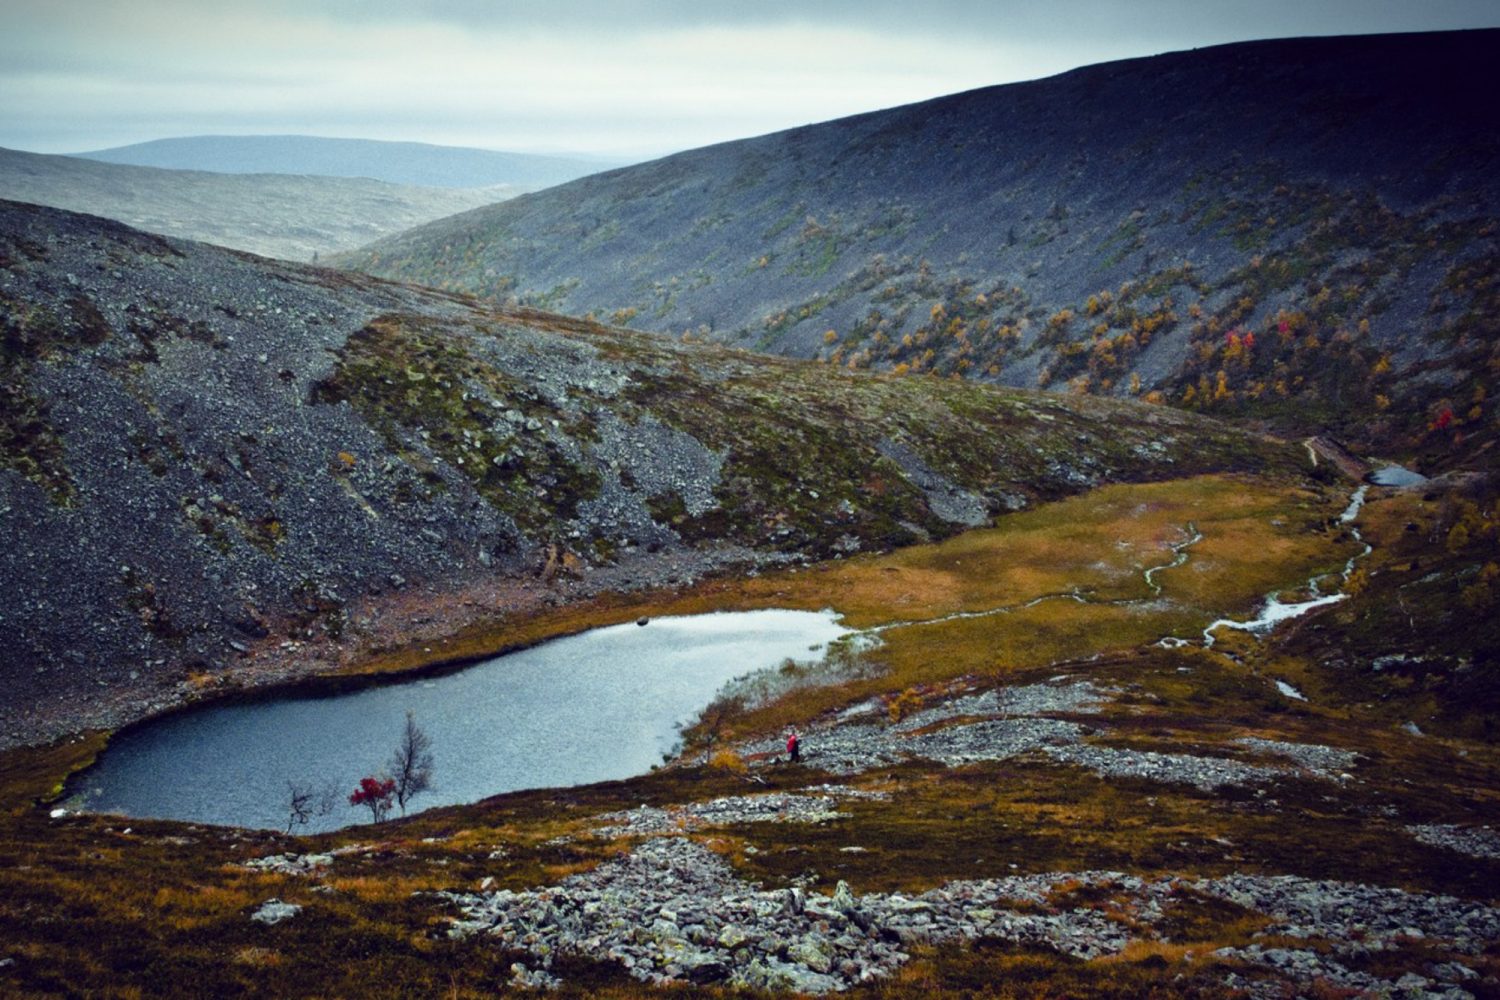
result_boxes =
[317,0,1500,41]
[3,0,1498,156]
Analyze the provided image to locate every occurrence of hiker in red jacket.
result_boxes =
[786,728,801,763]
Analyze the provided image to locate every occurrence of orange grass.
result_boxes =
[345,475,1351,699]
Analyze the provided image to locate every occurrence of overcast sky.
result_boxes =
[3,0,1497,159]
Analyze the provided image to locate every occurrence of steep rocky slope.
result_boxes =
[0,147,506,261]
[0,199,1298,747]
[342,29,1500,466]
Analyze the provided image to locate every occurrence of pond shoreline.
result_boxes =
[5,472,1357,816]
[67,610,851,832]
[6,564,803,816]
[1,538,795,755]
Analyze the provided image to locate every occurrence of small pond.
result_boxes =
[69,610,848,832]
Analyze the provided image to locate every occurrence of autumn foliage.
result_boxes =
[350,776,396,823]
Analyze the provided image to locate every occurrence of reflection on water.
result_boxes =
[71,610,848,832]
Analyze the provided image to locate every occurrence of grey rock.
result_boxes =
[1406,824,1500,860]
[250,898,302,925]
[785,936,834,974]
[438,836,1500,994]
[243,852,333,876]
[832,880,858,914]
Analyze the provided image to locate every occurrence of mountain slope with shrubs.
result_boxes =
[342,29,1500,468]
[0,199,1296,747]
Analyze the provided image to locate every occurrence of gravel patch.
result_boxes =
[440,839,1500,994]
[1204,873,1500,998]
[1194,873,1500,952]
[738,679,1314,791]
[1043,743,1289,791]
[590,786,889,840]
[1219,947,1480,999]
[1406,824,1500,861]
[1233,736,1359,776]
[891,679,1115,732]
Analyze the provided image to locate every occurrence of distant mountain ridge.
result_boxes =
[0,145,505,261]
[341,29,1500,468]
[75,135,618,189]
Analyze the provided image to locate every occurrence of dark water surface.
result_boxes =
[71,610,847,832]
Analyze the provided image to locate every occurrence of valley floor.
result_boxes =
[1,472,1496,997]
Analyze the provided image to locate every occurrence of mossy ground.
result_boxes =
[305,306,1299,561]
[0,289,113,502]
[1,474,1497,997]
[1266,481,1500,741]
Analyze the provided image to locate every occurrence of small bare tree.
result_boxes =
[286,779,339,833]
[286,780,315,834]
[388,710,434,816]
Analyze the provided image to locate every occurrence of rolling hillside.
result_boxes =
[342,30,1500,467]
[0,199,1297,748]
[2,27,1498,1000]
[5,202,1499,1000]
[0,146,506,261]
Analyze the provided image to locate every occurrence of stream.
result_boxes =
[1196,485,1370,647]
[69,610,849,832]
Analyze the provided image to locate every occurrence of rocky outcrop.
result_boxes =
[440,837,1500,995]
[249,898,301,925]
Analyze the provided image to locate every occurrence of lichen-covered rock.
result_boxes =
[249,898,301,925]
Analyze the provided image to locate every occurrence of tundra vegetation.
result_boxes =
[1,468,1496,997]
[2,29,1499,994]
